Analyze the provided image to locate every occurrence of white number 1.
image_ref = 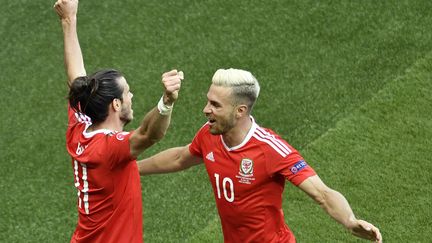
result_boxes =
[214,173,234,203]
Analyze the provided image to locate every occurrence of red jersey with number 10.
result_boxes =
[189,118,316,243]
[66,104,142,243]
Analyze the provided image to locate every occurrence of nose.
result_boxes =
[203,102,211,114]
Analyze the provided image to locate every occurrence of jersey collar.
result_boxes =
[83,123,114,138]
[221,116,257,151]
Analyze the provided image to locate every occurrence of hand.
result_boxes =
[161,69,183,105]
[348,219,382,243]
[53,0,78,20]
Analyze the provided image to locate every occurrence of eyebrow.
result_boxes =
[209,100,221,107]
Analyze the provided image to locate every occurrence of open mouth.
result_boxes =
[208,118,216,125]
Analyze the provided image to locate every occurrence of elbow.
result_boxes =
[313,187,332,207]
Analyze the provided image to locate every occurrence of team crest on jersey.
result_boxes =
[236,158,255,184]
[240,158,254,175]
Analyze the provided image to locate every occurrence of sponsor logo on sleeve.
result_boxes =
[116,132,129,141]
[290,160,308,174]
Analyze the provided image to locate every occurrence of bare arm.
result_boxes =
[54,0,86,86]
[129,70,183,158]
[298,175,382,242]
[137,145,202,176]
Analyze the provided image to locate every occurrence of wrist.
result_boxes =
[162,94,175,107]
[157,96,173,115]
[345,216,358,229]
[61,16,77,25]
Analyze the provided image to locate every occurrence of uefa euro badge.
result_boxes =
[240,158,254,176]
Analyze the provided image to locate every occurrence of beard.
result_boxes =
[209,112,236,135]
[120,116,132,126]
[120,106,133,126]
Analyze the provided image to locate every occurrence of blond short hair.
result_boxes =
[212,68,260,112]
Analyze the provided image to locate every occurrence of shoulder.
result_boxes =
[193,122,211,138]
[66,112,91,143]
[103,131,132,146]
[251,125,295,158]
[102,131,136,163]
[112,131,131,141]
[199,122,210,132]
[68,102,91,125]
[190,122,212,157]
[78,129,125,147]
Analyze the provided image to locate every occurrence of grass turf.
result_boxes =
[0,0,431,242]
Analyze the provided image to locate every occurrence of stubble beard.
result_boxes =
[209,113,236,135]
[120,106,133,126]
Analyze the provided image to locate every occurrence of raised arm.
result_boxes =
[137,145,202,176]
[298,175,382,242]
[54,0,86,86]
[129,70,183,158]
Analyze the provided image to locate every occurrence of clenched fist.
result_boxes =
[161,70,184,105]
[53,0,78,20]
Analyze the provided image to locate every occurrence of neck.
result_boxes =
[222,117,253,148]
[87,115,124,132]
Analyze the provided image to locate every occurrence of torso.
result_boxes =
[190,119,316,243]
[66,106,142,243]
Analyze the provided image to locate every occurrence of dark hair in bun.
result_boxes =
[68,69,124,124]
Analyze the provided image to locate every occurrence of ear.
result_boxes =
[112,98,122,112]
[235,104,249,118]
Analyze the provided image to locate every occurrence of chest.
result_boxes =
[201,141,272,196]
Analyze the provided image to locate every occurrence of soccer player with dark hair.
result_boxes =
[53,0,183,242]
[138,68,382,242]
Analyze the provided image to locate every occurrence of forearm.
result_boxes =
[138,106,172,141]
[61,16,86,84]
[137,147,186,176]
[130,105,172,157]
[319,189,383,241]
[319,188,356,228]
[300,176,381,241]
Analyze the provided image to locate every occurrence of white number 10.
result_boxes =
[214,173,234,203]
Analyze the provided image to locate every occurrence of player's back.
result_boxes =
[66,109,142,243]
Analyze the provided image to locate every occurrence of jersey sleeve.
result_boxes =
[260,129,317,186]
[267,150,316,186]
[106,131,136,168]
[189,123,208,157]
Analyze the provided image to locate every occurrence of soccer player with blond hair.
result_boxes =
[138,68,382,242]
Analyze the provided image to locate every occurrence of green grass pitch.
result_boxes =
[0,0,431,242]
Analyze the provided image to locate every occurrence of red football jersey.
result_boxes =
[189,119,316,243]
[66,104,142,243]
